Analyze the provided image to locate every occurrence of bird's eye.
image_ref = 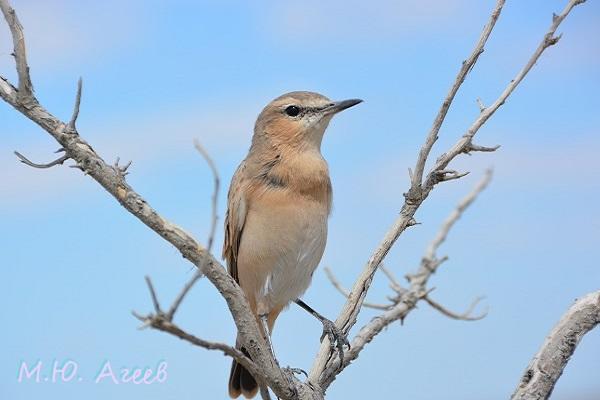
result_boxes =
[285,105,300,117]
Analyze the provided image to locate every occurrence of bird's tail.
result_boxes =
[228,308,282,398]
[228,339,258,399]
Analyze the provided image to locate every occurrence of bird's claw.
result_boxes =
[284,366,308,378]
[319,319,350,367]
[282,367,302,400]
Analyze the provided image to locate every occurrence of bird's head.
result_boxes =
[253,91,362,150]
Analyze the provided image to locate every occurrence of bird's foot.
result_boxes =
[284,366,308,378]
[319,319,350,367]
[282,367,303,400]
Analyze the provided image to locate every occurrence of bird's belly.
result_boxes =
[237,195,328,313]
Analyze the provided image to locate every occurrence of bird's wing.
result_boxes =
[222,161,248,283]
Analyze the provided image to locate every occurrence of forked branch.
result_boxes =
[167,139,220,321]
[425,0,589,186]
[318,170,492,387]
[309,0,586,386]
[0,0,292,397]
[411,0,505,188]
[309,2,508,380]
[132,277,267,387]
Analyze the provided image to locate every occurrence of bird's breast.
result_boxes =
[265,149,333,213]
[237,189,329,310]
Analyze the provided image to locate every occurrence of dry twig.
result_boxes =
[14,150,69,169]
[423,295,488,322]
[324,267,392,311]
[67,78,82,132]
[319,170,492,387]
[166,139,220,321]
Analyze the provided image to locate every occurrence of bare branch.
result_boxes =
[194,138,220,253]
[411,0,505,189]
[0,0,588,396]
[144,276,162,314]
[463,143,501,154]
[433,169,470,184]
[423,169,492,263]
[425,0,586,188]
[67,78,82,132]
[14,150,69,169]
[164,140,222,321]
[380,264,406,294]
[308,1,509,383]
[112,157,132,178]
[511,290,600,400]
[135,274,287,398]
[476,98,486,112]
[424,295,488,321]
[0,0,33,100]
[324,267,392,311]
[131,311,267,385]
[318,170,493,388]
[167,270,203,321]
[310,1,587,386]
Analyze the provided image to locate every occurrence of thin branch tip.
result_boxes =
[476,98,486,112]
[67,77,83,131]
[14,150,69,169]
[193,138,220,252]
[156,137,223,321]
[113,157,132,177]
[434,169,470,184]
[144,276,162,314]
[410,0,505,188]
[464,143,501,154]
[425,295,488,321]
[167,270,203,321]
[324,266,391,310]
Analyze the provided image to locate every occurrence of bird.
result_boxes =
[223,91,362,398]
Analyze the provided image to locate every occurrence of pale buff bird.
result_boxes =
[223,91,362,398]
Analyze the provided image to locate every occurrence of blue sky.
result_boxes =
[1,1,599,399]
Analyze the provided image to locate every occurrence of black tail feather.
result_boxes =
[228,347,258,399]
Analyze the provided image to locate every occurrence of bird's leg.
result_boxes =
[259,313,296,399]
[258,313,278,366]
[294,299,350,367]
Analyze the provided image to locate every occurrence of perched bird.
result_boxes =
[223,91,362,398]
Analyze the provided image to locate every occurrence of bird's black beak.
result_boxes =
[324,98,363,115]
